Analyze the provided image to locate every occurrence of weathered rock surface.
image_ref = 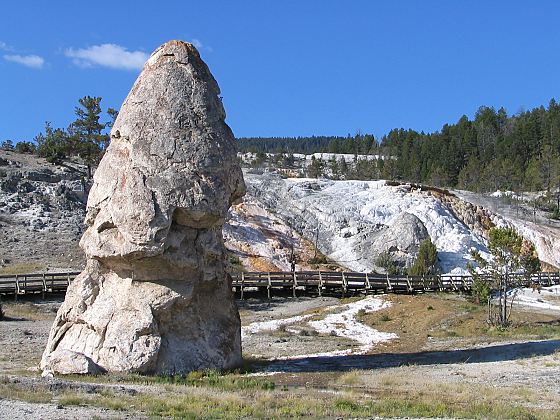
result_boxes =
[42,349,104,376]
[41,40,245,375]
[371,212,430,272]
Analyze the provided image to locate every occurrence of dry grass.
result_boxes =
[0,262,45,275]
[1,373,555,419]
[337,370,362,386]
[360,293,560,353]
[2,293,560,418]
[1,301,58,321]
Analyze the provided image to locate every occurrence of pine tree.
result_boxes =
[68,96,108,177]
[470,227,540,327]
[35,122,68,164]
[408,238,438,276]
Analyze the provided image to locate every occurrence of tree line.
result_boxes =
[239,100,560,194]
[3,97,560,193]
[1,96,117,178]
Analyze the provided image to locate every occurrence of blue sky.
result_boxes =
[1,1,560,141]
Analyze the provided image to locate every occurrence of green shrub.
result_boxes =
[408,238,438,276]
[308,254,329,265]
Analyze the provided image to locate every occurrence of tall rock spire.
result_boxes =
[41,40,245,374]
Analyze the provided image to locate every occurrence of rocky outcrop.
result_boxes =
[41,40,245,375]
[245,172,489,273]
[371,212,430,273]
[435,192,495,237]
[0,150,87,270]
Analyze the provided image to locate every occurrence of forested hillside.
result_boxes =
[3,99,560,194]
[238,100,560,193]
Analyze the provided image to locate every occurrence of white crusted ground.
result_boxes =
[246,173,491,273]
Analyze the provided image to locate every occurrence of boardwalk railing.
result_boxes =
[0,270,559,299]
[0,272,79,299]
[231,271,560,298]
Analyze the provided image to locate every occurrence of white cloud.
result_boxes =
[65,44,148,71]
[3,54,45,69]
[190,38,213,53]
[0,41,13,51]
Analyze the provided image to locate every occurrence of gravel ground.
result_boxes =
[0,399,145,420]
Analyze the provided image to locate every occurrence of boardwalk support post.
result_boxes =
[240,272,245,300]
[386,273,392,292]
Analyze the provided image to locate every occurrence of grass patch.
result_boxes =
[483,321,560,340]
[307,254,329,265]
[1,372,556,419]
[1,301,58,321]
[380,314,392,322]
[66,369,275,392]
[0,262,45,275]
[339,296,363,304]
[337,370,361,386]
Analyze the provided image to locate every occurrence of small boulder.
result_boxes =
[42,349,104,375]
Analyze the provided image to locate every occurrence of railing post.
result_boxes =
[292,271,297,298]
[406,275,412,293]
[318,271,323,297]
[267,272,271,300]
[386,273,392,292]
[341,272,347,296]
[240,272,245,300]
[365,272,371,294]
[14,274,19,301]
[449,276,458,292]
[42,273,46,299]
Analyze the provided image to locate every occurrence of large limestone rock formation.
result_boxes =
[372,212,430,273]
[41,40,246,375]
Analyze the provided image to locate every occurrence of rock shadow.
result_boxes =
[258,339,560,373]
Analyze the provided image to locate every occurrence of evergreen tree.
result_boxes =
[328,155,340,179]
[68,96,108,177]
[0,140,14,151]
[35,122,68,164]
[338,156,348,178]
[307,156,324,178]
[408,238,438,276]
[470,227,540,327]
[15,141,36,154]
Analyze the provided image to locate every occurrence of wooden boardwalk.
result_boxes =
[1,270,559,299]
[0,272,77,299]
[231,271,560,298]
